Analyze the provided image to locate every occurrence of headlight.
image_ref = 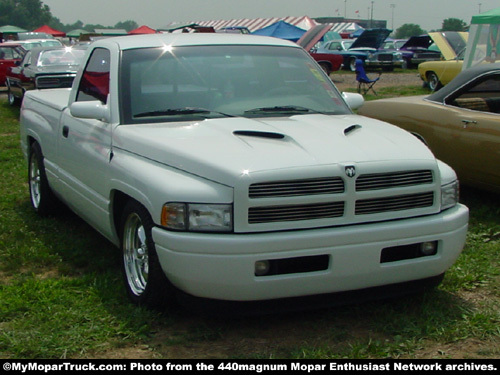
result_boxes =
[161,203,233,232]
[441,180,459,211]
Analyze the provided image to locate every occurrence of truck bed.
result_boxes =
[25,88,71,112]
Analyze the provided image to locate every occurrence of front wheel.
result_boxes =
[7,82,20,106]
[318,62,331,75]
[427,72,442,91]
[120,200,174,308]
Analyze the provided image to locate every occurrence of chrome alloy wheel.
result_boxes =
[29,153,42,209]
[123,213,149,296]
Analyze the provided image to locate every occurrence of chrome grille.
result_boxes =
[355,192,434,215]
[356,170,433,191]
[377,53,393,62]
[36,76,75,89]
[248,202,345,224]
[249,177,344,198]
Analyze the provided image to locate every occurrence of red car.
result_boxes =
[297,25,343,75]
[0,43,26,86]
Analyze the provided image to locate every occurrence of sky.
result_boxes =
[41,0,499,31]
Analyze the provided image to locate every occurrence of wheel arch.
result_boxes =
[110,188,154,246]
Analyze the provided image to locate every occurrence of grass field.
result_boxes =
[0,86,498,359]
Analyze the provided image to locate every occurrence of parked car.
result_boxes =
[216,26,250,34]
[359,62,500,193]
[19,33,468,312]
[318,29,404,71]
[296,24,343,74]
[6,46,86,105]
[418,31,468,91]
[397,35,442,68]
[5,38,63,51]
[317,39,366,71]
[0,42,26,85]
[381,36,441,68]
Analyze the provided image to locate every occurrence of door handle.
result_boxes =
[62,125,69,138]
[461,119,477,128]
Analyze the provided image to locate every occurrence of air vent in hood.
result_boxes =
[233,130,285,139]
[344,124,362,135]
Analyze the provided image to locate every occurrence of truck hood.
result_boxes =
[349,28,391,50]
[113,114,435,186]
[400,35,433,50]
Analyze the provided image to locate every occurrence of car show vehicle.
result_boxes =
[296,24,344,74]
[359,62,500,193]
[316,39,366,71]
[6,46,86,105]
[318,29,404,71]
[20,33,468,311]
[418,31,468,91]
[4,38,63,51]
[0,42,25,85]
[383,35,441,68]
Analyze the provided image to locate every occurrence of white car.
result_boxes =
[20,34,468,312]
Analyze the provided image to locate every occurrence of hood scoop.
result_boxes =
[234,130,285,139]
[344,124,362,136]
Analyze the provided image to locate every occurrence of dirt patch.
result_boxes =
[331,72,423,91]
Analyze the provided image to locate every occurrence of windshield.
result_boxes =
[37,48,86,67]
[120,45,350,124]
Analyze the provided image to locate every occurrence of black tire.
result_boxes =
[120,200,175,308]
[7,82,20,107]
[427,72,442,91]
[28,142,59,216]
[319,62,331,75]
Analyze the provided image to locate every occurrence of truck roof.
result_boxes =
[90,33,301,50]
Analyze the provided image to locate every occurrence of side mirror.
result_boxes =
[342,92,364,110]
[70,101,110,122]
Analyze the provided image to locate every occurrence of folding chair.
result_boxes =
[355,59,381,95]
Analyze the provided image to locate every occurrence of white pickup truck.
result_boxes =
[20,34,469,311]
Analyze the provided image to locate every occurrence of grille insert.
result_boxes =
[356,192,434,215]
[356,170,433,191]
[249,177,344,198]
[248,201,345,224]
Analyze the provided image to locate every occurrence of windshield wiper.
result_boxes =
[243,106,323,115]
[134,107,234,118]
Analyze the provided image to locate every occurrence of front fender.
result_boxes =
[109,149,234,229]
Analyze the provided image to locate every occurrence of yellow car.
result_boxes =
[359,62,500,193]
[419,31,468,91]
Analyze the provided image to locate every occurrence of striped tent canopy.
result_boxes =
[328,22,364,34]
[184,15,318,33]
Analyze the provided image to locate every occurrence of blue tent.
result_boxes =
[252,20,306,42]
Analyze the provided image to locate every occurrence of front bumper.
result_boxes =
[153,204,468,302]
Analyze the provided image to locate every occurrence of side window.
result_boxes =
[21,51,32,66]
[77,48,110,104]
[449,74,500,114]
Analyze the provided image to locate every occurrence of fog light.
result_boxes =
[255,260,270,276]
[420,241,438,256]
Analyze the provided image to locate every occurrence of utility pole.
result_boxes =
[390,4,396,30]
[370,1,374,28]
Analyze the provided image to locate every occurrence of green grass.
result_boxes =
[0,89,498,359]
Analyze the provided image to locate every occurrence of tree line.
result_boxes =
[0,0,139,32]
[1,0,468,36]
